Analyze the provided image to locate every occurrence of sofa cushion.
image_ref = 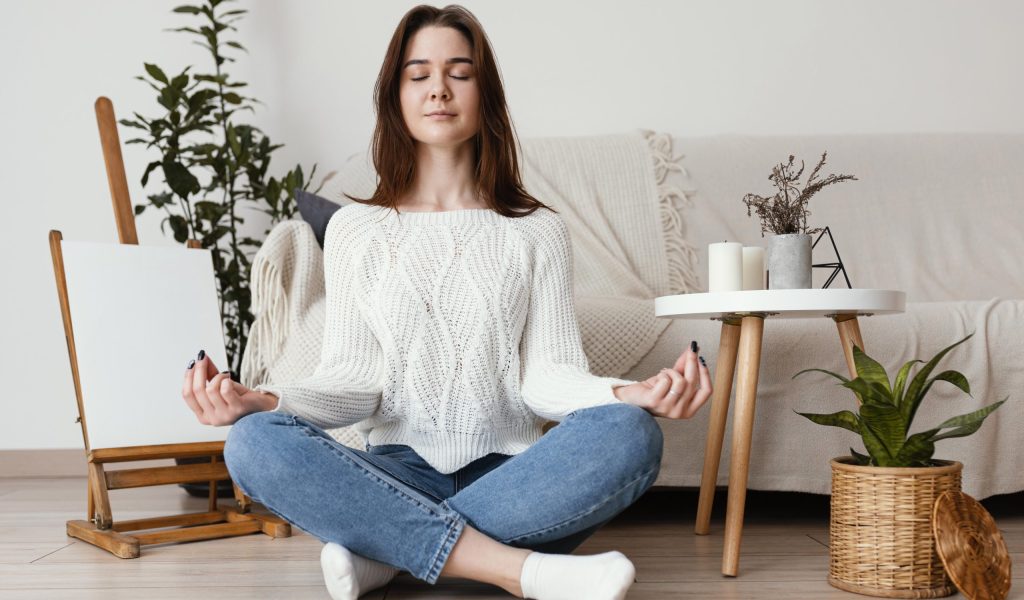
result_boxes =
[294,188,343,248]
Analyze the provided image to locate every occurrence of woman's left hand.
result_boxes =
[613,342,712,419]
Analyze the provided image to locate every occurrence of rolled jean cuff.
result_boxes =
[423,501,467,584]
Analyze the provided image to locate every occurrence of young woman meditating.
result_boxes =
[181,5,712,599]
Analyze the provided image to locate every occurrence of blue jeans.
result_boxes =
[223,402,663,585]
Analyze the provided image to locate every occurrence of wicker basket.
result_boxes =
[828,457,963,598]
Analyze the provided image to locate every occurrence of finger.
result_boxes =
[648,371,672,410]
[665,370,691,419]
[182,361,203,418]
[684,362,715,418]
[673,340,698,373]
[682,346,699,387]
[219,372,243,409]
[202,353,220,379]
[660,368,686,408]
[191,359,214,416]
[206,372,230,413]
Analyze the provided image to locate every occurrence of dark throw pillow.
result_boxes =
[294,188,343,248]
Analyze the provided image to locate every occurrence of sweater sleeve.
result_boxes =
[519,213,638,422]
[252,212,384,429]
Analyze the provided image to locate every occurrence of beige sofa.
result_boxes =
[247,132,1023,499]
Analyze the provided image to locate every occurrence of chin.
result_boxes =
[412,130,477,148]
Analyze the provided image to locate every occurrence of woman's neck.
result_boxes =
[398,140,485,212]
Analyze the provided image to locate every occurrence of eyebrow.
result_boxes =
[402,57,473,69]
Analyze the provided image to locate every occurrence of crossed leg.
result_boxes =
[224,402,663,594]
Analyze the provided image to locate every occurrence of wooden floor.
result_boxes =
[0,477,1019,599]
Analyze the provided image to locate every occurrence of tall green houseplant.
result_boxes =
[793,332,1007,467]
[120,0,320,377]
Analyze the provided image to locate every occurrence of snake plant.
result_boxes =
[794,332,1007,467]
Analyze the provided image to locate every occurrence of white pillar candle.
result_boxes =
[742,246,766,290]
[708,241,743,292]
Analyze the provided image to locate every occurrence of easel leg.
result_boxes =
[233,482,252,513]
[834,315,865,379]
[208,455,219,512]
[86,478,94,522]
[722,315,765,577]
[695,319,741,535]
[88,462,113,529]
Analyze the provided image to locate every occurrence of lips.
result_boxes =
[426,111,455,117]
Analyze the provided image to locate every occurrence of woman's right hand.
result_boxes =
[181,351,278,426]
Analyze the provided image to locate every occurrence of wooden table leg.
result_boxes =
[695,318,741,535]
[722,315,765,576]
[834,314,865,379]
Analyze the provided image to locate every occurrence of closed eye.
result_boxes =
[411,75,470,81]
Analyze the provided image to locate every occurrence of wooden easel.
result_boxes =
[47,96,290,558]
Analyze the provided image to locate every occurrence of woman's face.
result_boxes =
[399,26,481,150]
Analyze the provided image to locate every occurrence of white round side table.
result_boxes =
[655,288,906,577]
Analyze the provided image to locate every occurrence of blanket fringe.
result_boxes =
[240,252,289,388]
[641,129,702,294]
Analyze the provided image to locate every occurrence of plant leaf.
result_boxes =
[901,332,974,425]
[926,370,972,397]
[144,63,168,84]
[792,367,850,383]
[849,447,871,465]
[931,398,1007,441]
[860,424,895,466]
[895,428,939,466]
[892,359,923,409]
[162,160,200,199]
[852,344,891,394]
[841,377,892,406]
[859,403,906,458]
[795,410,860,434]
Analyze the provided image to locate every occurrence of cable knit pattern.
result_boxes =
[253,202,637,474]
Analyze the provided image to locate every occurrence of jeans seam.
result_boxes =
[424,515,466,584]
[499,464,659,544]
[304,433,446,518]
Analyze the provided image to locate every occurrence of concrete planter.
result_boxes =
[767,233,812,289]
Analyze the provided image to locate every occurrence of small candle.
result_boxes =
[708,241,743,292]
[742,246,766,290]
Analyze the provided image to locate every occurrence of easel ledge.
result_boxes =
[47,96,290,559]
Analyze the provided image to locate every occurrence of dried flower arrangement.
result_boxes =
[742,152,858,236]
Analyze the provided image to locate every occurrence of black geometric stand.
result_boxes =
[812,226,852,288]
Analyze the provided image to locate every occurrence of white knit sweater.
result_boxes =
[253,201,638,474]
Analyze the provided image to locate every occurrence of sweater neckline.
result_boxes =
[373,205,508,225]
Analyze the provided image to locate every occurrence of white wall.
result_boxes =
[2,0,1022,450]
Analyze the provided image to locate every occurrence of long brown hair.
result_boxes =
[346,4,552,218]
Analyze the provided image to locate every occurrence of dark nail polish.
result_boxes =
[220,370,229,374]
[197,349,206,360]
[690,341,698,353]
[187,359,195,370]
[700,356,707,367]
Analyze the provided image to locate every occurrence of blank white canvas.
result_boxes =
[61,240,232,449]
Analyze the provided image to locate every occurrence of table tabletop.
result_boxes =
[655,288,906,320]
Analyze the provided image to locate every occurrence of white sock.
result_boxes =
[519,550,636,600]
[320,542,399,600]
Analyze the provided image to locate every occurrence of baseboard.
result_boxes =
[0,449,176,477]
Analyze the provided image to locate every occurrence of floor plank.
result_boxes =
[0,478,1019,599]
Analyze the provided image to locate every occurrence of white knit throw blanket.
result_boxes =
[240,129,698,448]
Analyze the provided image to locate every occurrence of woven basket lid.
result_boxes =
[932,490,1012,600]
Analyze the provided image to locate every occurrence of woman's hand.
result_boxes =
[613,341,712,419]
[181,351,277,426]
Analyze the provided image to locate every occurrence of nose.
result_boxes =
[430,83,450,101]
